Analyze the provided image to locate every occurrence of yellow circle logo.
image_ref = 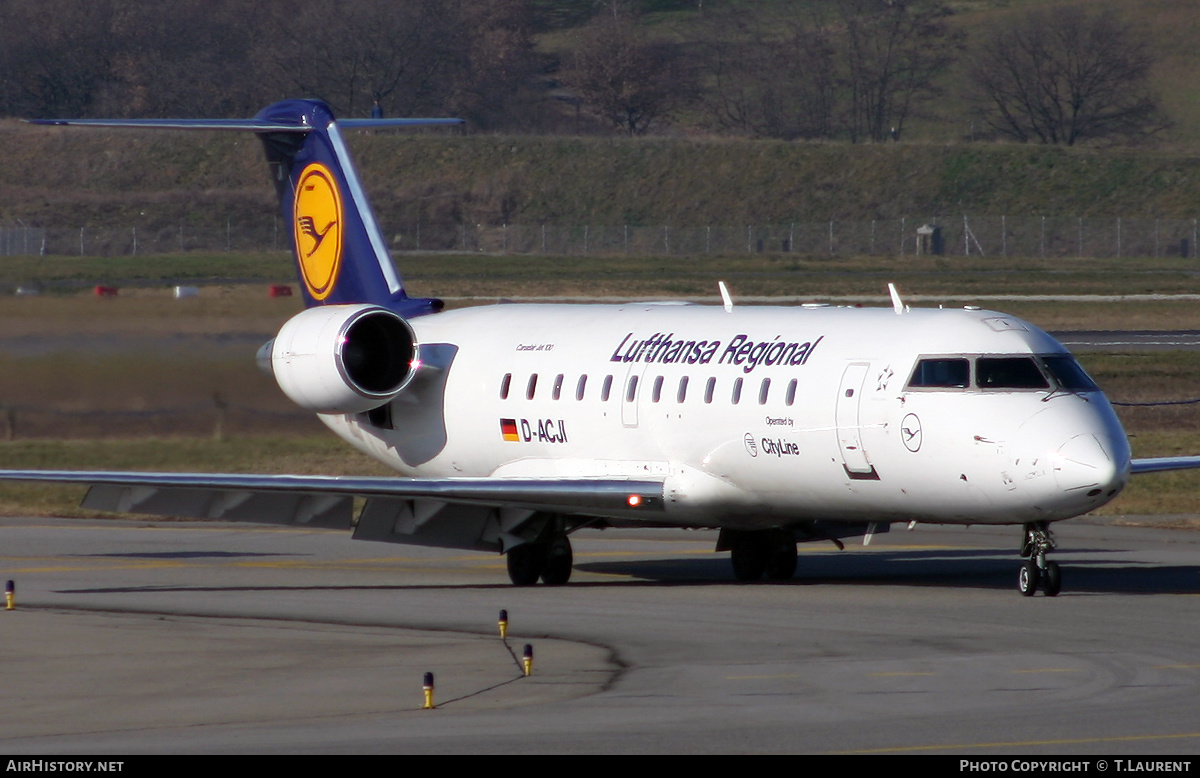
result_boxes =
[293,162,343,300]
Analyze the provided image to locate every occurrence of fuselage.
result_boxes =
[321,302,1131,530]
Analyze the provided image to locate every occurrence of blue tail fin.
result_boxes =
[254,99,450,314]
[30,99,458,317]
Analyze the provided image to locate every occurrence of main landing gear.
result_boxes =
[506,536,573,586]
[724,529,798,582]
[1017,522,1061,597]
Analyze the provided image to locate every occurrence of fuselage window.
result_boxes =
[552,373,564,400]
[526,374,538,400]
[976,357,1049,390]
[601,375,613,401]
[704,377,716,404]
[1041,355,1099,392]
[758,378,771,405]
[652,375,664,403]
[500,373,512,400]
[907,358,970,388]
[785,379,797,406]
[731,377,743,404]
[576,375,588,401]
[626,375,639,402]
[677,376,689,403]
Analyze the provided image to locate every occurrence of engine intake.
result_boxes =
[266,304,417,414]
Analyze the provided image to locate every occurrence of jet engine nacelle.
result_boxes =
[265,304,417,414]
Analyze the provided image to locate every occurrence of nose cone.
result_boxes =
[1012,397,1130,517]
[1053,432,1129,497]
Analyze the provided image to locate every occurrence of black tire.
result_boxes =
[506,544,546,586]
[765,541,798,581]
[540,538,573,585]
[1042,561,1062,597]
[731,537,768,581]
[1018,560,1040,596]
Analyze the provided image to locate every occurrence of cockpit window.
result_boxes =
[1041,355,1099,392]
[976,357,1049,389]
[907,358,970,388]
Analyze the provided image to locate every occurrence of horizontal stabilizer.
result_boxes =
[28,118,462,132]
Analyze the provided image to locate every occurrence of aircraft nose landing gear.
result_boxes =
[1018,522,1061,597]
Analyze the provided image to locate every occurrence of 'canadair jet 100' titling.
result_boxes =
[9,99,1198,596]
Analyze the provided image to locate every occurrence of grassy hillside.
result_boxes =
[3,124,1199,240]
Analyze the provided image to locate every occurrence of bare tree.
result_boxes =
[261,0,462,119]
[260,0,539,124]
[696,7,837,140]
[444,0,540,129]
[0,0,121,118]
[839,0,960,143]
[0,1,275,119]
[967,7,1165,145]
[559,11,690,136]
[101,1,273,118]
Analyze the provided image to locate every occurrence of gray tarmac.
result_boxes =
[4,517,1200,754]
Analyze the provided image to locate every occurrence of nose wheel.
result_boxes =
[1018,522,1061,597]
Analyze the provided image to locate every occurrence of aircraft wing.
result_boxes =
[1130,457,1200,475]
[0,470,665,550]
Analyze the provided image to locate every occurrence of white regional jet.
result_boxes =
[7,99,1197,596]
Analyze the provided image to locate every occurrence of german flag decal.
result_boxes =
[501,419,520,441]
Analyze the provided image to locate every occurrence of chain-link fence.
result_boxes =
[0,227,47,256]
[9,216,1200,259]
[445,218,1200,259]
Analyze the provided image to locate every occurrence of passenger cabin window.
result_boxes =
[907,358,970,389]
[977,357,1048,390]
[526,374,538,400]
[601,375,613,401]
[731,377,743,404]
[704,377,716,404]
[500,373,512,400]
[552,374,564,400]
[652,375,664,403]
[758,378,771,405]
[626,375,639,402]
[785,379,797,406]
[576,375,588,401]
[677,376,689,403]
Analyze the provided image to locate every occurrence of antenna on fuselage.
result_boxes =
[888,283,908,315]
[718,281,733,313]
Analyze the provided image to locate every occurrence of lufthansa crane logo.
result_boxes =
[293,162,343,300]
[901,413,923,453]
